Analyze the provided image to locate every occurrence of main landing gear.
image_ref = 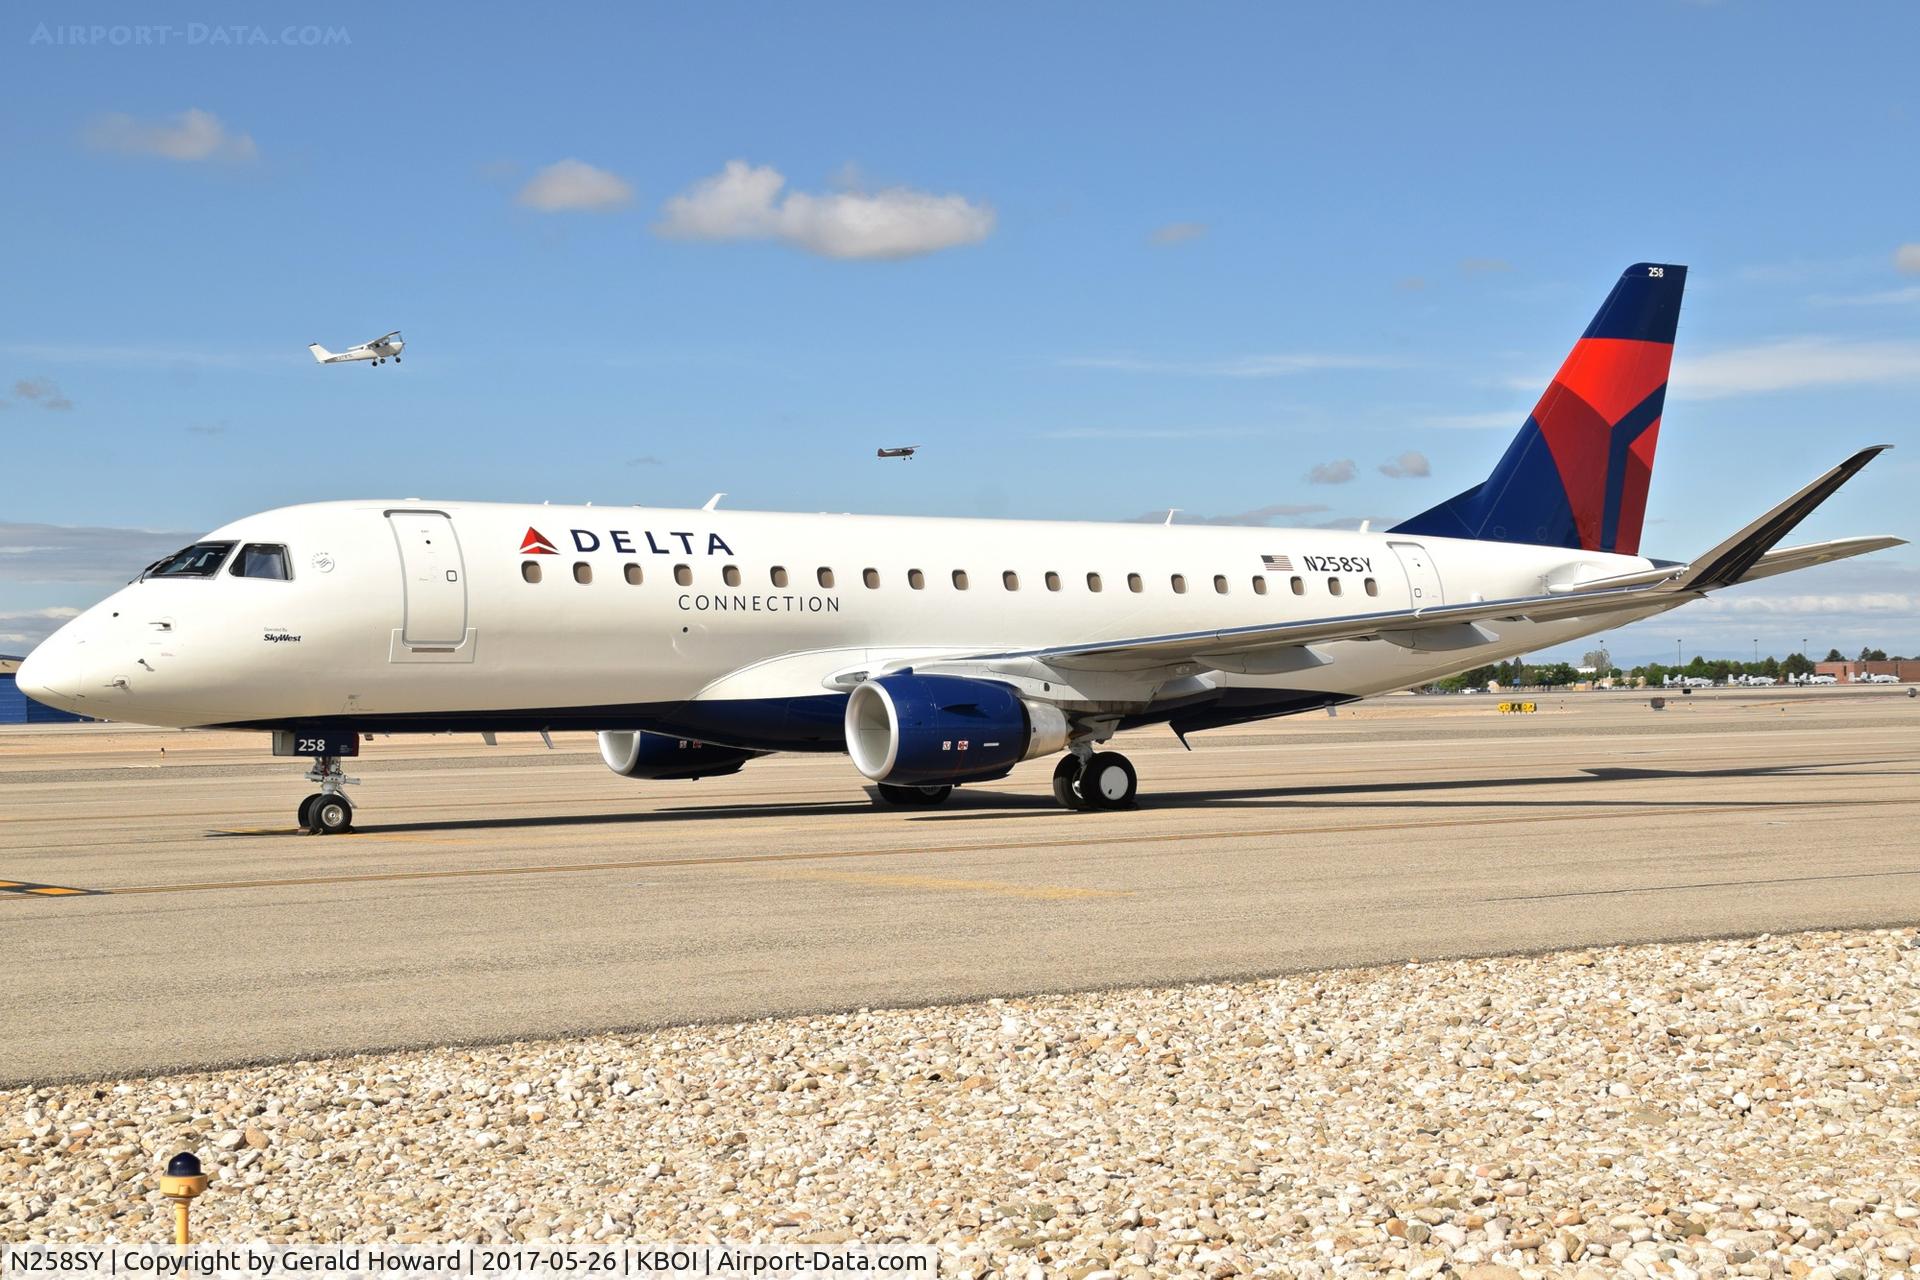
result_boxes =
[296,754,359,834]
[1051,750,1138,810]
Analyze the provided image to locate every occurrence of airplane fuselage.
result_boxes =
[21,499,1660,744]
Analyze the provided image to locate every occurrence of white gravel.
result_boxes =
[7,927,1920,1279]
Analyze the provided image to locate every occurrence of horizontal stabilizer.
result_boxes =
[1672,446,1890,591]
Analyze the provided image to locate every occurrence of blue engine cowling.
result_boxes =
[844,673,1069,786]
[597,730,763,780]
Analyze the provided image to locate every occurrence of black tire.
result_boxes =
[877,782,953,807]
[1079,752,1138,809]
[1051,756,1091,810]
[311,794,354,835]
[297,794,321,829]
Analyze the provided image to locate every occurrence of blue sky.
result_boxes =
[3,1,1916,661]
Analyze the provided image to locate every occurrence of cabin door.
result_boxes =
[1388,541,1444,606]
[387,510,469,646]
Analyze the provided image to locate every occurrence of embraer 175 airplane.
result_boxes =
[20,265,1902,833]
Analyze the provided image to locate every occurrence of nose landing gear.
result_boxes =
[297,754,358,834]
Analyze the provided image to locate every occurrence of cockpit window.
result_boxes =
[146,541,236,579]
[231,544,292,580]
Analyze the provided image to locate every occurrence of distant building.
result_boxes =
[1814,659,1919,684]
[0,655,95,724]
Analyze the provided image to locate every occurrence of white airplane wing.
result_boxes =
[921,447,1900,678]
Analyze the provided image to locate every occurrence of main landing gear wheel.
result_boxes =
[308,793,354,835]
[1052,756,1093,810]
[1078,752,1138,809]
[875,782,953,807]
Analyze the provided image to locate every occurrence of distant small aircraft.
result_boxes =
[876,445,920,460]
[309,331,404,367]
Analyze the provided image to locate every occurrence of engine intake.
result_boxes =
[844,674,1069,785]
[597,730,762,780]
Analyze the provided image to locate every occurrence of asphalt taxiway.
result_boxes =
[2,686,1916,1083]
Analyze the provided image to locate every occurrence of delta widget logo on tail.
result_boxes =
[520,528,558,555]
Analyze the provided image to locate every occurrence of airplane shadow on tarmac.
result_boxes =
[244,757,1915,836]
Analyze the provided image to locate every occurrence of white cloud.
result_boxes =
[85,108,256,162]
[1042,426,1262,440]
[0,607,82,653]
[1060,353,1393,378]
[516,159,633,213]
[1307,459,1358,485]
[1125,502,1331,526]
[1896,244,1920,275]
[0,521,201,584]
[1149,221,1207,246]
[1674,338,1920,400]
[656,160,993,260]
[1810,285,1920,307]
[1421,411,1520,429]
[1378,450,1431,478]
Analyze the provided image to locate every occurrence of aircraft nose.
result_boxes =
[16,639,83,712]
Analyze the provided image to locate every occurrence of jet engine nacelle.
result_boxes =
[597,730,762,780]
[844,673,1069,786]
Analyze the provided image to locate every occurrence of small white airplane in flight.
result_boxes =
[309,331,404,367]
[22,265,1903,834]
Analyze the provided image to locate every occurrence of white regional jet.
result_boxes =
[308,331,404,367]
[21,265,1904,833]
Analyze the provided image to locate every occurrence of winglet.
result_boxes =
[1675,446,1891,591]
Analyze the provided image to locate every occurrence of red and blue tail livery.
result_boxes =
[1393,262,1686,554]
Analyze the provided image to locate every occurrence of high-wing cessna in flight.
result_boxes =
[308,331,404,366]
[22,265,1902,833]
[877,445,921,460]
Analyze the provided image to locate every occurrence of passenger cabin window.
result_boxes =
[1252,576,1268,596]
[1327,577,1343,596]
[952,570,969,590]
[1045,571,1062,592]
[908,569,925,590]
[231,544,291,580]
[771,566,789,588]
[675,565,693,587]
[817,567,834,588]
[624,564,643,586]
[1127,573,1144,593]
[522,561,543,584]
[1087,572,1103,592]
[863,568,881,589]
[574,562,593,585]
[1290,576,1305,596]
[1003,570,1019,591]
[1170,574,1187,594]
[1213,574,1229,595]
[723,565,742,587]
[148,541,235,579]
[1364,577,1379,597]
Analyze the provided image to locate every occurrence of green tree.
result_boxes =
[1782,653,1814,678]
[1860,647,1888,662]
[1761,655,1781,678]
[1581,648,1612,672]
[1825,648,1846,663]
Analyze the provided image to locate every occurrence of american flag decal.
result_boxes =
[1261,554,1293,572]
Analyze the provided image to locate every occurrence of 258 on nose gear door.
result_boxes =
[386,510,468,646]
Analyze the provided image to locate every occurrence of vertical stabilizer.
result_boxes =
[1392,263,1686,553]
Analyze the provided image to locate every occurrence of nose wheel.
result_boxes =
[298,753,359,833]
[1052,751,1137,810]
